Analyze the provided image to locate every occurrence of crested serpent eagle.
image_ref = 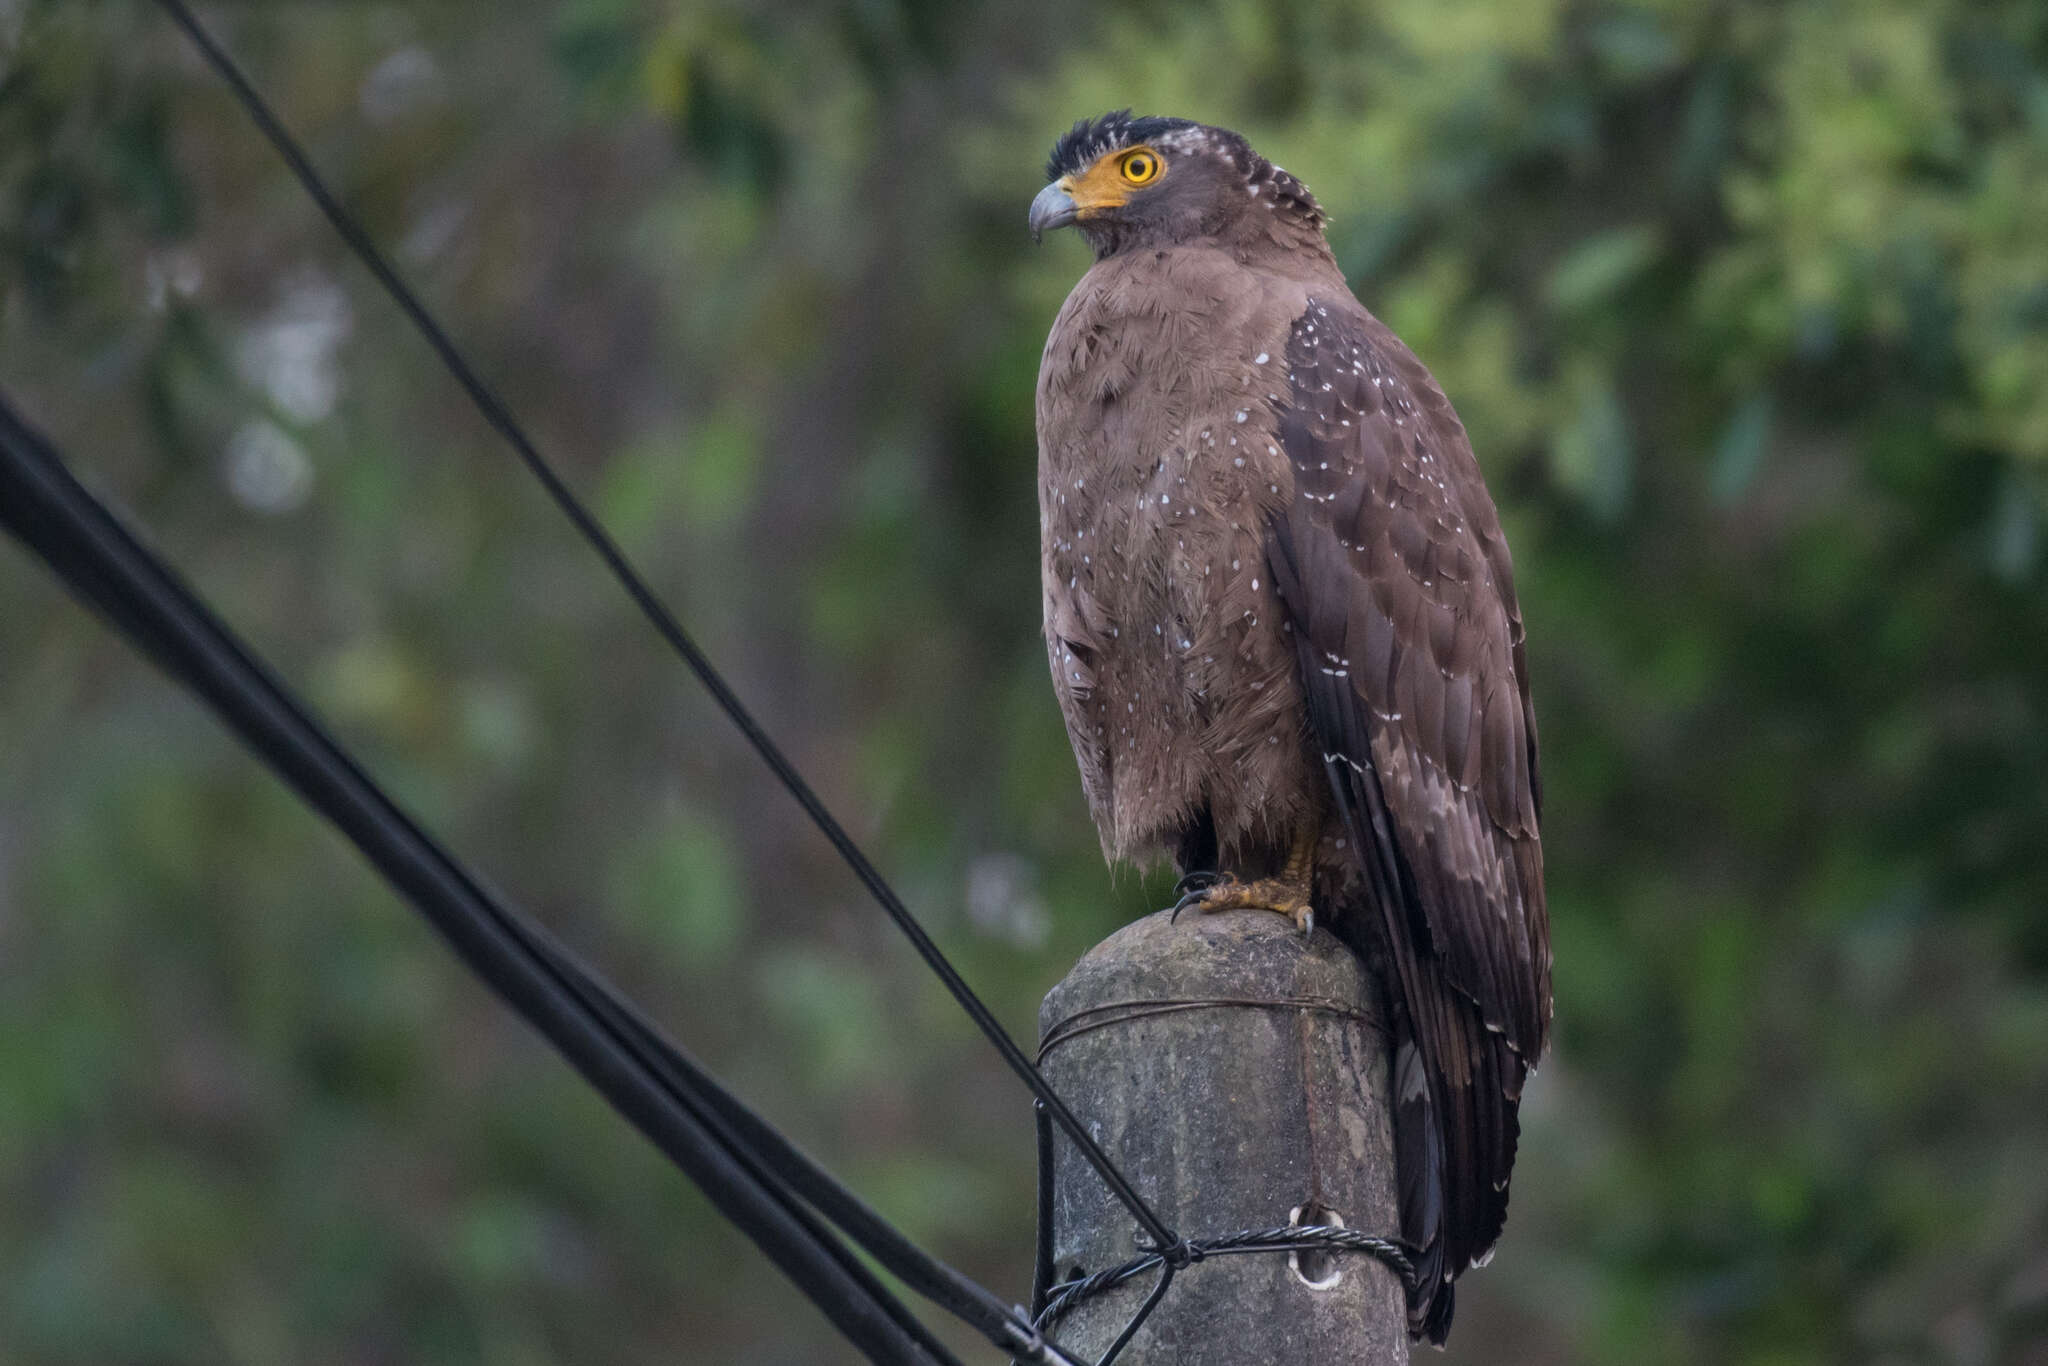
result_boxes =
[1029,112,1551,1343]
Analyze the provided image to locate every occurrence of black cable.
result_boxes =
[554,943,1066,1361]
[0,393,1087,1366]
[1093,1263,1172,1366]
[149,0,1178,1261]
[1030,1101,1056,1322]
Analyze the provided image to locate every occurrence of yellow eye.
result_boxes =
[1119,149,1161,185]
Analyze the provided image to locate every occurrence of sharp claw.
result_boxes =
[1168,871,1231,922]
[1297,907,1316,938]
[1169,885,1211,922]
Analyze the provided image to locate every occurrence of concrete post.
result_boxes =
[1035,908,1408,1365]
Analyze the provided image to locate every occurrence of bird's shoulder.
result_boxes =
[1280,292,1521,633]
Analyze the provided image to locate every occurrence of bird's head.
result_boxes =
[1029,111,1326,259]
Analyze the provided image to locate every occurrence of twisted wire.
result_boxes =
[1036,1225,1418,1338]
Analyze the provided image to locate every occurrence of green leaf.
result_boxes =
[608,810,746,971]
[1545,225,1663,313]
[1710,393,1774,503]
[1552,376,1633,521]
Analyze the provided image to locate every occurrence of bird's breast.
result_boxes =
[1037,257,1317,854]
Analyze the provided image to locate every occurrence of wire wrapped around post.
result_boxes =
[1034,909,1412,1365]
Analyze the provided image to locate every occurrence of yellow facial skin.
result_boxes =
[1054,146,1166,220]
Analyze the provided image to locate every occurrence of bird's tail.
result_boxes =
[1329,871,1525,1344]
[1387,1000,1523,1343]
[1392,1036,1455,1342]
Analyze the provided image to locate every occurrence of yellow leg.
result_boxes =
[1173,824,1318,934]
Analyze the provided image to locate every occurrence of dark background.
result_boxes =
[3,2,2045,1362]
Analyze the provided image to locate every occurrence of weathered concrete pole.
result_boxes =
[1036,908,1408,1365]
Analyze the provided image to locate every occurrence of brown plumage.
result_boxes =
[1031,112,1550,1343]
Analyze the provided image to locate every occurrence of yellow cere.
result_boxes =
[1060,145,1166,216]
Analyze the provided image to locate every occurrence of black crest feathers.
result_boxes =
[1045,110,1195,179]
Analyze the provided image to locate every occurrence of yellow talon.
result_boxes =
[1169,825,1318,935]
[1178,874,1315,933]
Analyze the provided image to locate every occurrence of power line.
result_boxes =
[0,392,1082,1366]
[150,0,1179,1262]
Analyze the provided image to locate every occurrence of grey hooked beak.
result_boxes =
[1029,181,1079,243]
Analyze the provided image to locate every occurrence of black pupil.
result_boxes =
[1130,156,1150,176]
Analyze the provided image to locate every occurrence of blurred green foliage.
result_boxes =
[3,0,2046,1362]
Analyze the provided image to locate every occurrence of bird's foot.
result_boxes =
[1170,873,1316,936]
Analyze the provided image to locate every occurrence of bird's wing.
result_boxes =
[1263,295,1549,1333]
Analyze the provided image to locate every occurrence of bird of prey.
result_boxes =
[1030,112,1550,1342]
